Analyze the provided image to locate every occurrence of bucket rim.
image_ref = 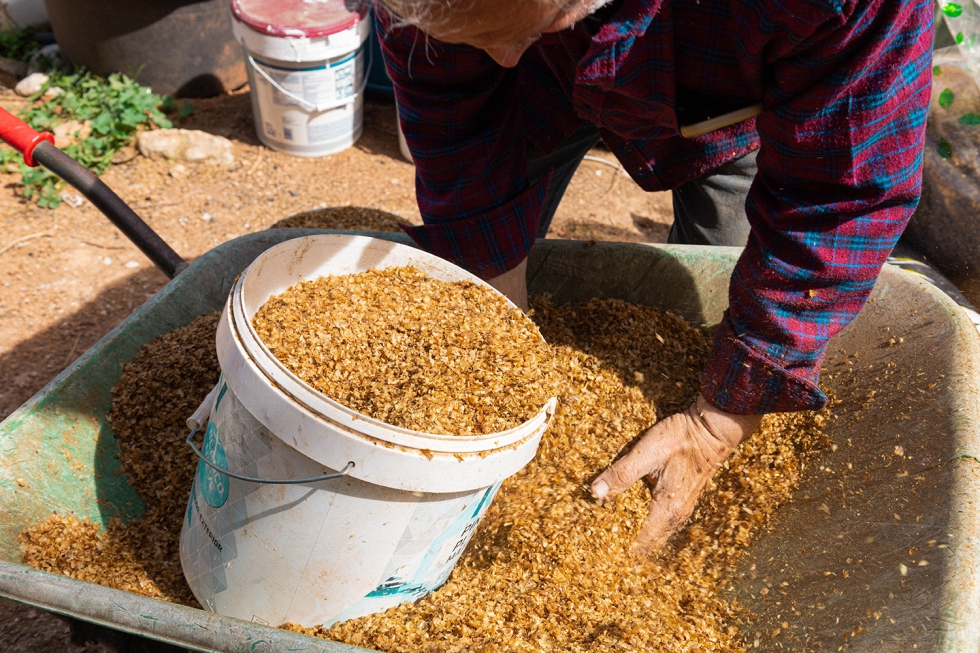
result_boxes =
[231,0,367,39]
[229,234,557,453]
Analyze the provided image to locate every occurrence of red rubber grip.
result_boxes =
[0,106,55,167]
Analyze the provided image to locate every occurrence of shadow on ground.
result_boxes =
[0,267,171,421]
[177,91,406,166]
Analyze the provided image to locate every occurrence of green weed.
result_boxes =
[0,32,190,208]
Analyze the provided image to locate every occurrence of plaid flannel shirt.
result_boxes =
[377,0,933,414]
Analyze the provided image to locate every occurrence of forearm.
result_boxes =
[701,0,933,414]
[376,8,541,279]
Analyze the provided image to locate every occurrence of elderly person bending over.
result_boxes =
[376,0,933,553]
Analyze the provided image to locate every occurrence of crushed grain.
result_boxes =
[20,298,830,653]
[269,206,406,232]
[252,266,555,435]
[20,312,222,606]
[288,297,829,652]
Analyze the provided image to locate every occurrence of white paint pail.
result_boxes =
[179,235,555,627]
[230,0,371,157]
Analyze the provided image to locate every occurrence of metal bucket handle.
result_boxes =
[186,423,355,485]
[245,42,373,113]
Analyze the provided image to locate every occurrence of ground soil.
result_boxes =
[0,88,672,651]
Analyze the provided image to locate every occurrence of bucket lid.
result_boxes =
[231,0,367,38]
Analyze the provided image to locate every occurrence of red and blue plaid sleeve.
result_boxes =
[375,7,548,280]
[701,0,934,414]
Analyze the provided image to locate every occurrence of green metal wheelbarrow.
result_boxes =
[0,109,979,652]
[0,232,978,652]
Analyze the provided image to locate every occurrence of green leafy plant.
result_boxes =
[0,67,186,208]
[959,112,980,125]
[938,137,953,160]
[939,87,955,110]
[0,26,40,62]
[942,2,964,17]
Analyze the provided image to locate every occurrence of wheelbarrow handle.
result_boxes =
[0,106,55,166]
[0,106,188,279]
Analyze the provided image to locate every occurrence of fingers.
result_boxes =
[632,498,683,557]
[589,396,754,557]
[631,469,707,557]
[590,412,686,500]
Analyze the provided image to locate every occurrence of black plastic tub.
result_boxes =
[42,0,246,97]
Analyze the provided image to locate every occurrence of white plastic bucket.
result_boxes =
[230,0,371,157]
[179,235,556,627]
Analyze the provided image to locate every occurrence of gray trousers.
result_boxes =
[526,124,757,247]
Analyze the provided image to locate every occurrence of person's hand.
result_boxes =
[591,393,763,556]
[487,258,529,312]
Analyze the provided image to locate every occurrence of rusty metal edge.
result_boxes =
[0,561,368,652]
[901,266,980,653]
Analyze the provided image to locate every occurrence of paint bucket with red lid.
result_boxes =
[230,0,371,157]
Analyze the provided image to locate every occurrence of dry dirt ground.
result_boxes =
[0,89,672,651]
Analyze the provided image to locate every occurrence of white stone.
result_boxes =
[53,120,91,148]
[59,191,83,208]
[169,163,187,178]
[42,86,63,99]
[125,261,139,269]
[138,129,235,166]
[14,72,47,97]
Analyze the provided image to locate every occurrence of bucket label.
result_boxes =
[327,483,502,626]
[197,421,229,508]
[260,48,365,110]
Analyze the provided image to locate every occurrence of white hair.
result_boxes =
[378,0,609,33]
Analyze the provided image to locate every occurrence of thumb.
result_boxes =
[590,413,682,500]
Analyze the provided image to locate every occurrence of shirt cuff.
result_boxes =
[401,173,551,280]
[701,311,828,414]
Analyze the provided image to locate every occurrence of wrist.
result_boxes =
[486,258,529,312]
[693,392,763,449]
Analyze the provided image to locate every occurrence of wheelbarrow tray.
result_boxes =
[1,230,979,652]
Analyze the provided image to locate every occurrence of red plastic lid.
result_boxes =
[231,0,366,38]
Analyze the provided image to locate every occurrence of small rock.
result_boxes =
[169,163,187,178]
[53,120,92,148]
[0,57,27,78]
[60,191,84,208]
[27,44,64,76]
[103,257,113,266]
[202,212,213,222]
[0,57,26,89]
[125,261,139,269]
[111,145,138,165]
[138,129,235,166]
[15,72,47,97]
[43,86,64,100]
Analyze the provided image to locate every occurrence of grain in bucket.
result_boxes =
[178,235,556,627]
[230,0,371,157]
